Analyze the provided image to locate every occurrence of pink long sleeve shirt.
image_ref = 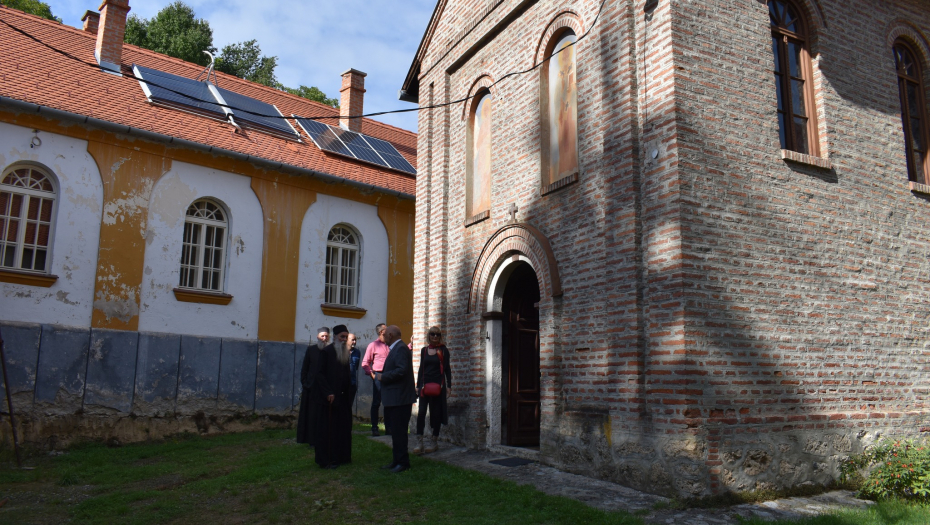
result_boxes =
[361,339,391,375]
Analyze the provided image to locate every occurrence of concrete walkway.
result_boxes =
[368,434,874,524]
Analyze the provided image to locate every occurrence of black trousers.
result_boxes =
[416,394,441,436]
[384,404,412,468]
[370,377,391,432]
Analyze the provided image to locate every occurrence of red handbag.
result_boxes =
[421,349,444,397]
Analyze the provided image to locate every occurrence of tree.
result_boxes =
[4,0,61,22]
[280,85,340,108]
[124,1,214,66]
[215,40,277,87]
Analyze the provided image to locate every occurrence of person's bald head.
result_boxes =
[383,325,402,345]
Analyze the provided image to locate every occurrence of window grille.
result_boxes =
[0,166,56,273]
[179,199,227,292]
[325,225,359,306]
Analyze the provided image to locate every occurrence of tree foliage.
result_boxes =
[124,1,215,66]
[3,0,61,22]
[215,40,277,87]
[279,85,340,108]
[123,1,336,106]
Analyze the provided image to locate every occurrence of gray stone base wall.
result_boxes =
[0,321,375,449]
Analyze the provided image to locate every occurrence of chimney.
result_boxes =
[340,69,367,133]
[81,10,100,35]
[94,0,131,75]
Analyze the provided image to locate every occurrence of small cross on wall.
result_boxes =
[508,202,518,223]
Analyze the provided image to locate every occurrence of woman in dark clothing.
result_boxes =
[414,326,452,454]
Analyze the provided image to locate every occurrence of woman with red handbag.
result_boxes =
[413,326,452,454]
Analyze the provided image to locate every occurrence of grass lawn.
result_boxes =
[0,427,641,524]
[0,427,928,524]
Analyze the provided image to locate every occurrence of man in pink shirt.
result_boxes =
[362,323,392,436]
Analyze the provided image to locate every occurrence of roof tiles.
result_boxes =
[0,7,416,196]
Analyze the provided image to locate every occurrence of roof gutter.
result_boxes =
[0,95,415,201]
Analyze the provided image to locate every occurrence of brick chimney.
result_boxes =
[94,0,131,74]
[340,69,367,132]
[81,10,100,35]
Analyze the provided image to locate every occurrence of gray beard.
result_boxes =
[316,339,327,350]
[335,341,351,365]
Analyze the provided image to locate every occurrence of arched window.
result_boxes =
[769,0,818,155]
[325,225,359,306]
[541,29,579,190]
[0,165,56,273]
[893,41,929,184]
[467,90,492,220]
[179,199,227,292]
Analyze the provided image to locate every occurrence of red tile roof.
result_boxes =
[0,6,416,196]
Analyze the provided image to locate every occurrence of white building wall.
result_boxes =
[138,161,263,339]
[295,194,389,344]
[0,123,103,328]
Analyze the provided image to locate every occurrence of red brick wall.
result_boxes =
[412,0,930,496]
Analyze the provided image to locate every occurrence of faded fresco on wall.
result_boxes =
[548,33,578,184]
[471,93,492,216]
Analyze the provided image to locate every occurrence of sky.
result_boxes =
[48,0,435,133]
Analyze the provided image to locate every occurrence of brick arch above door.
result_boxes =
[468,222,562,313]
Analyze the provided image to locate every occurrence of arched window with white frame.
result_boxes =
[1,165,57,273]
[179,199,228,292]
[325,224,360,306]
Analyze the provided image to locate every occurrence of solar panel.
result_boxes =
[295,117,356,158]
[216,87,298,139]
[331,128,390,168]
[295,117,416,175]
[134,65,226,118]
[361,135,417,174]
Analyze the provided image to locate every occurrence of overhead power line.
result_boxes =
[0,0,608,123]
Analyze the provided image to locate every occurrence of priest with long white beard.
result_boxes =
[296,327,330,445]
[312,324,354,469]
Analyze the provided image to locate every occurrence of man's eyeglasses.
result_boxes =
[429,333,440,337]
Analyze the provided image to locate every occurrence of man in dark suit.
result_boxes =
[376,325,417,473]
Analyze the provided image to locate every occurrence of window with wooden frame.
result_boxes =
[0,165,56,273]
[893,41,930,185]
[325,225,360,306]
[540,28,580,193]
[466,89,492,224]
[179,199,228,292]
[769,0,819,156]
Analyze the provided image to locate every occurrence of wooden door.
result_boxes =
[503,263,540,447]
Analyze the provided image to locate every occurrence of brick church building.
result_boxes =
[401,0,930,496]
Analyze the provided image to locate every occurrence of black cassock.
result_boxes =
[296,344,320,445]
[312,344,353,467]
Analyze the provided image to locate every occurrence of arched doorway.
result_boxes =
[501,261,540,447]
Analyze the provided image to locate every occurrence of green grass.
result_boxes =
[1,429,928,524]
[738,499,930,525]
[0,428,640,524]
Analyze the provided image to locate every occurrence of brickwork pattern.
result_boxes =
[411,0,930,497]
[95,0,130,67]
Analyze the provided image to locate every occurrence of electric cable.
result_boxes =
[0,0,608,123]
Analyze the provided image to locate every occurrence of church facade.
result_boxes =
[402,0,930,496]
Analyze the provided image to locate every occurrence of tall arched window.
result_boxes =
[467,90,492,220]
[0,165,56,273]
[893,41,929,184]
[325,225,359,306]
[179,199,228,292]
[769,0,818,155]
[541,29,579,189]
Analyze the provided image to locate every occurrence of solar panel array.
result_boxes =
[295,117,416,175]
[133,65,414,175]
[134,65,227,118]
[135,65,298,140]
[216,87,297,139]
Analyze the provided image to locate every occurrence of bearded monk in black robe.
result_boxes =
[296,327,330,445]
[313,325,353,468]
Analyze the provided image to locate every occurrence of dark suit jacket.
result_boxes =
[380,339,417,407]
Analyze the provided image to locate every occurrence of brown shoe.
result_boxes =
[412,434,424,455]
